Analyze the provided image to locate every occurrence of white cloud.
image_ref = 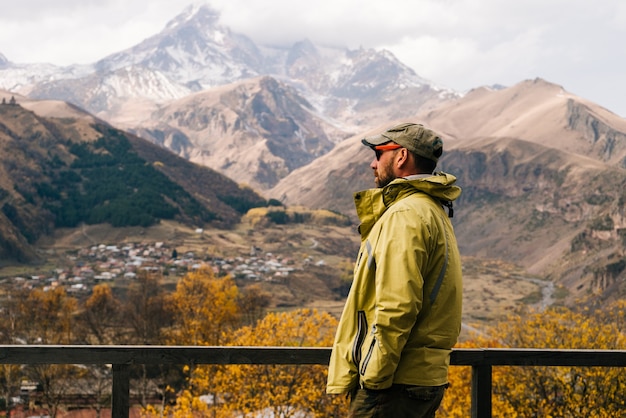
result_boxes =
[0,0,184,64]
[0,0,625,116]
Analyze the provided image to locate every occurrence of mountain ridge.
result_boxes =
[419,78,626,166]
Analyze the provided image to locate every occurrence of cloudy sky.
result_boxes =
[1,0,625,117]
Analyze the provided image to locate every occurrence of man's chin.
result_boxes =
[375,177,391,188]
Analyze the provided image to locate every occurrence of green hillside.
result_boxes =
[0,103,268,263]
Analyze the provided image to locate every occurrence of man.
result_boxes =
[327,122,463,417]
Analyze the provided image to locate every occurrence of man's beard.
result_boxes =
[375,159,396,188]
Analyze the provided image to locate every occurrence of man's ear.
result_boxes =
[396,148,410,168]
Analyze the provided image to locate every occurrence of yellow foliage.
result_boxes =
[242,205,349,227]
[440,300,626,417]
[438,336,505,417]
[85,283,117,311]
[22,286,77,344]
[158,269,242,417]
[165,309,349,417]
[167,268,240,346]
[309,209,349,226]
[243,207,270,223]
[81,283,123,344]
[154,288,625,418]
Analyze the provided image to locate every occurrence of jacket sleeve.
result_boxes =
[360,206,430,390]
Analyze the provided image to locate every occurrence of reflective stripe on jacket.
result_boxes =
[327,172,463,393]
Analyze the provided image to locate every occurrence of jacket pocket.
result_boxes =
[359,336,376,376]
[352,311,367,368]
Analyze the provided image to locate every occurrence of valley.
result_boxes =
[0,219,559,339]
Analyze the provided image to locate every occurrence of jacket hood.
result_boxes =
[353,172,461,238]
[392,172,461,202]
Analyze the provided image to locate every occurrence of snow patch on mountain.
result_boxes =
[102,67,191,100]
[0,61,93,94]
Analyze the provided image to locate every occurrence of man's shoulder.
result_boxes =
[385,193,434,217]
[395,189,440,208]
[384,191,444,223]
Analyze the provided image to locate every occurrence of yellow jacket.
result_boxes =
[327,173,463,393]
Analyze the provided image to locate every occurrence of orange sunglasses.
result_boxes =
[373,143,403,160]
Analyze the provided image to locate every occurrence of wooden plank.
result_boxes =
[516,348,626,366]
[453,348,626,367]
[0,345,332,365]
[0,346,625,367]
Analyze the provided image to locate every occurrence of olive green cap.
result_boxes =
[362,122,444,162]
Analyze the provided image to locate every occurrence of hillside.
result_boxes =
[267,79,626,304]
[0,94,267,264]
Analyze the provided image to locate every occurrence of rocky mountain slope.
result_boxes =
[126,76,343,191]
[0,92,266,264]
[268,79,626,302]
[422,79,626,167]
[0,4,456,191]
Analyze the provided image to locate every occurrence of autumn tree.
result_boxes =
[123,270,172,345]
[0,364,20,415]
[16,287,82,418]
[237,284,270,326]
[18,286,77,344]
[167,268,241,346]
[121,270,173,408]
[0,287,97,417]
[72,283,124,417]
[439,299,626,417]
[0,289,26,415]
[77,283,123,344]
[439,336,508,417]
[154,268,241,417]
[162,309,348,418]
[492,302,626,417]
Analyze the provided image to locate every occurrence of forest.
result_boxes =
[40,131,217,228]
[0,268,624,417]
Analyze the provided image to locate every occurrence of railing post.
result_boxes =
[112,364,130,418]
[471,364,492,418]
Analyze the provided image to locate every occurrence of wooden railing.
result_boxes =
[1,345,625,418]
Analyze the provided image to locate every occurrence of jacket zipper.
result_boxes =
[352,311,367,368]
[360,335,376,375]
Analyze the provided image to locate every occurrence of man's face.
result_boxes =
[370,145,401,188]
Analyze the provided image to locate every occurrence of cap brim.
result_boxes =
[361,134,391,148]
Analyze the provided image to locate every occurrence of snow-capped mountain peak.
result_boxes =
[1,3,458,134]
[166,2,221,31]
